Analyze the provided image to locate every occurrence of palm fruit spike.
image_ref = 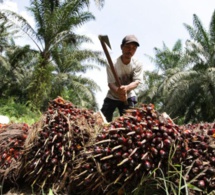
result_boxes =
[70,104,185,195]
[0,123,29,185]
[22,97,99,193]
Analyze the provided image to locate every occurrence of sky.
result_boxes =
[1,0,215,109]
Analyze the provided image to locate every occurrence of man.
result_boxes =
[101,34,143,122]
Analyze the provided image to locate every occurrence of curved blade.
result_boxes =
[98,35,112,49]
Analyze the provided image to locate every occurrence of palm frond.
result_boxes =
[68,76,100,109]
[192,14,210,48]
[159,70,197,97]
[172,39,182,52]
[209,10,215,43]
[0,9,43,52]
[183,23,196,40]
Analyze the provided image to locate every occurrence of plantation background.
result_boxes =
[0,0,214,125]
[0,1,215,194]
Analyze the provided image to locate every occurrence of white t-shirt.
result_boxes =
[106,56,143,100]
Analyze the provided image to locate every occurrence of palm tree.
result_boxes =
[140,12,215,123]
[0,41,38,101]
[0,0,104,109]
[163,12,215,123]
[0,15,37,102]
[138,40,190,110]
[50,41,106,109]
[0,16,8,52]
[175,12,215,123]
[45,0,105,10]
[137,70,163,109]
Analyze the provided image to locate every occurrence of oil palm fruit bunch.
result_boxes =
[179,123,215,194]
[70,104,187,195]
[22,96,98,193]
[0,123,29,183]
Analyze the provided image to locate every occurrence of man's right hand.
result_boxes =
[108,83,128,102]
[117,86,127,102]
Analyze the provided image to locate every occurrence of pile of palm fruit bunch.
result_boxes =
[178,122,215,194]
[0,123,29,185]
[69,104,192,195]
[0,96,215,195]
[21,96,100,193]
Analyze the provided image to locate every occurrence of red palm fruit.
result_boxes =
[141,132,146,138]
[198,180,205,189]
[209,180,215,188]
[2,153,7,159]
[6,156,11,162]
[151,147,158,156]
[114,151,122,158]
[94,147,101,154]
[128,148,133,153]
[159,150,166,158]
[210,156,215,165]
[113,122,121,128]
[135,116,142,122]
[192,149,199,157]
[9,148,15,153]
[166,128,173,135]
[104,147,111,154]
[192,167,199,174]
[122,153,129,159]
[118,137,127,144]
[143,160,151,171]
[147,120,152,126]
[133,153,139,160]
[208,128,215,135]
[127,139,133,145]
[135,127,142,134]
[82,163,90,169]
[157,143,163,150]
[137,141,144,147]
[110,133,119,139]
[162,132,169,139]
[181,152,187,159]
[194,159,203,166]
[134,135,141,141]
[122,146,128,151]
[159,125,167,132]
[145,131,153,139]
[123,168,128,173]
[66,151,72,158]
[163,139,171,147]
[51,158,58,165]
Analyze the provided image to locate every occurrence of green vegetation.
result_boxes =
[0,98,41,124]
[0,1,215,124]
[138,12,215,124]
[0,0,106,115]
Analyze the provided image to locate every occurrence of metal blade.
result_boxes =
[98,35,112,49]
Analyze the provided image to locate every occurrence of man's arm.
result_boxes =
[122,80,140,93]
[108,83,127,102]
[108,80,140,102]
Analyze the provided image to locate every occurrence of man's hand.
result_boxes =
[117,86,127,102]
[108,83,128,102]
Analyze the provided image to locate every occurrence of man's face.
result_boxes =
[121,42,138,59]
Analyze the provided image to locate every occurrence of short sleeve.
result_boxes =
[107,64,115,84]
[133,60,143,84]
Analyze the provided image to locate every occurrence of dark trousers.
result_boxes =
[101,97,137,122]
